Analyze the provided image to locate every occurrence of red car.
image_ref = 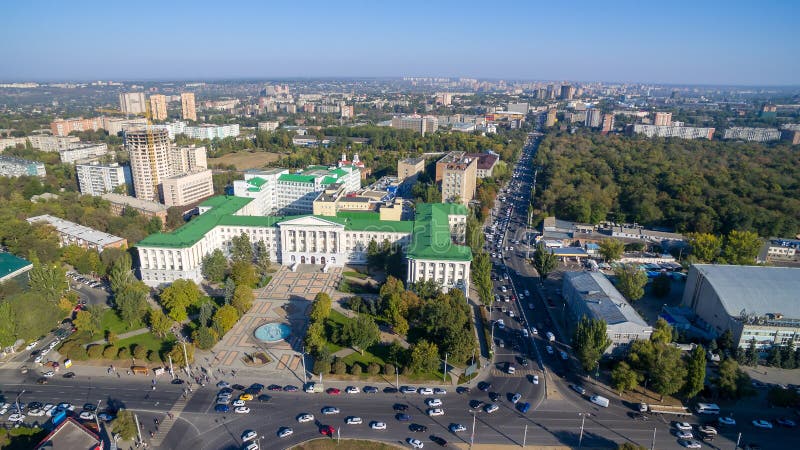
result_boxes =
[326,388,341,395]
[320,425,334,436]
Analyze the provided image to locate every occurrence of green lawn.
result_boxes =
[342,271,368,280]
[99,309,143,335]
[115,332,169,356]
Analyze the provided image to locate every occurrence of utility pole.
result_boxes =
[735,432,741,449]
[395,366,399,390]
[14,390,25,419]
[168,355,175,380]
[469,410,477,450]
[523,424,528,447]
[650,427,656,450]
[301,345,308,384]
[181,340,190,375]
[94,400,102,434]
[337,427,340,445]
[134,413,142,446]
[578,413,587,449]
[443,353,448,383]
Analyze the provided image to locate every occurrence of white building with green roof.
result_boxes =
[136,195,471,294]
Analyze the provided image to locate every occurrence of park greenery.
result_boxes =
[613,265,649,302]
[532,243,557,280]
[534,131,800,237]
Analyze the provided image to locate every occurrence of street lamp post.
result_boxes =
[301,345,308,384]
[469,409,478,450]
[443,353,448,383]
[14,390,25,417]
[650,427,656,450]
[578,413,588,449]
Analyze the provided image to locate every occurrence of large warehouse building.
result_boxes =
[682,264,800,349]
[562,271,653,353]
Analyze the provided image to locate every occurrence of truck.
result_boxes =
[304,382,324,393]
[639,403,692,416]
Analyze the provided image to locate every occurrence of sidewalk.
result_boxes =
[86,327,150,346]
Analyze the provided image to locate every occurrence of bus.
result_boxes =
[695,403,720,415]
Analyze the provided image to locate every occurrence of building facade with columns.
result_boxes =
[136,196,471,294]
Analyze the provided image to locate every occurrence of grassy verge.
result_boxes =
[342,271,368,280]
[291,439,403,450]
[100,308,143,335]
[115,332,168,356]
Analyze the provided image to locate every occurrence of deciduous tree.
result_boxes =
[688,233,722,262]
[410,339,439,374]
[212,305,240,335]
[572,316,612,372]
[614,265,648,302]
[598,239,624,262]
[611,361,640,395]
[722,230,761,265]
[532,243,557,280]
[341,314,380,355]
[684,345,706,399]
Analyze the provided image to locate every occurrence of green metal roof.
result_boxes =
[247,177,267,187]
[279,173,317,183]
[137,196,253,248]
[0,253,33,281]
[326,211,414,233]
[406,203,472,261]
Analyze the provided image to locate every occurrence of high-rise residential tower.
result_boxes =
[149,94,168,121]
[181,93,197,121]
[126,128,173,202]
[119,92,147,115]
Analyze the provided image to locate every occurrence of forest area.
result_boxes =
[533,131,800,237]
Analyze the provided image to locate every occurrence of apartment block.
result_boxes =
[125,128,173,202]
[545,109,557,127]
[397,157,425,181]
[653,112,672,127]
[149,94,168,121]
[436,151,477,205]
[119,92,147,115]
[160,169,214,207]
[465,152,499,179]
[101,193,168,224]
[601,113,615,133]
[0,155,46,177]
[50,117,104,136]
[76,162,126,196]
[257,121,279,131]
[103,117,148,136]
[631,124,715,140]
[0,135,80,152]
[391,115,438,136]
[58,143,108,164]
[585,109,602,128]
[27,215,127,252]
[169,145,207,174]
[722,127,781,142]
[181,93,197,121]
[183,124,239,140]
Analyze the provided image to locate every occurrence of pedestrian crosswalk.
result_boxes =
[490,368,539,377]
[150,390,195,447]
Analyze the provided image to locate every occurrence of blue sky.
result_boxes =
[2,0,798,85]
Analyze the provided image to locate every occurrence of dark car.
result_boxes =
[250,383,265,390]
[257,394,272,402]
[232,384,246,391]
[62,371,75,378]
[456,387,471,395]
[37,377,48,384]
[171,379,185,385]
[83,403,97,411]
[396,413,412,421]
[430,435,448,447]
[219,387,233,394]
[410,423,428,432]
[383,387,398,394]
[478,382,491,391]
[489,392,500,402]
[28,402,43,409]
[214,404,229,413]
[469,400,484,409]
[245,387,261,395]
[394,403,409,411]
[268,384,283,391]
[283,385,299,392]
[363,386,378,394]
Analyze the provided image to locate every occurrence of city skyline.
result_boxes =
[2,0,799,85]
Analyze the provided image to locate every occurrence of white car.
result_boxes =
[425,398,442,407]
[752,419,773,429]
[427,408,444,417]
[232,399,245,407]
[675,422,693,431]
[242,443,259,450]
[532,375,539,385]
[242,430,258,442]
[699,425,717,436]
[679,440,702,449]
[345,386,360,394]
[496,320,505,330]
[79,411,95,421]
[346,416,363,425]
[484,403,499,413]
[234,406,250,414]
[370,421,387,430]
[322,407,340,415]
[511,393,522,404]
[531,327,538,334]
[28,408,45,417]
[297,413,314,423]
[407,438,424,449]
[433,388,447,396]
[278,427,293,438]
[676,430,693,440]
[718,416,736,426]
[8,413,25,422]
[57,403,74,411]
[25,341,38,351]
[40,349,50,356]
[418,387,434,395]
[42,370,55,378]
[34,355,44,364]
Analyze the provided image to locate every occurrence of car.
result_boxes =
[283,385,299,392]
[321,407,340,415]
[34,355,44,364]
[79,411,96,421]
[219,387,234,394]
[346,416,363,425]
[529,303,535,310]
[394,403,409,412]
[250,383,265,390]
[419,387,434,395]
[426,398,442,407]
[546,346,554,355]
[434,388,447,396]
[28,408,45,417]
[320,425,335,436]
[37,377,48,384]
[42,370,55,377]
[469,400,484,409]
[699,425,717,436]
[171,378,185,385]
[407,438,424,448]
[409,423,428,432]
[8,413,25,423]
[718,416,736,426]
[427,408,444,417]
[326,387,341,395]
[517,402,531,413]
[257,394,272,402]
[430,435,448,447]
[216,397,231,405]
[519,357,529,367]
[532,375,539,385]
[676,430,694,440]
[560,351,569,360]
[297,413,314,423]
[400,386,417,394]
[370,421,387,430]
[98,412,115,422]
[62,372,75,378]
[489,392,500,402]
[232,384,246,391]
[396,413,412,421]
[752,420,773,429]
[477,382,491,391]
[449,423,467,433]
[484,403,499,413]
[239,393,253,401]
[268,384,283,391]
[511,393,522,404]
[675,422,693,431]
[679,440,702,449]
[216,381,230,389]
[345,386,360,394]
[496,319,505,330]
[232,399,246,407]
[57,403,74,411]
[363,386,378,394]
[777,418,797,427]
[241,430,258,442]
[570,384,586,395]
[384,387,398,394]
[214,404,229,413]
[277,427,293,438]
[82,403,96,412]
[244,387,260,395]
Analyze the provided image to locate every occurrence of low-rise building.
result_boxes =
[465,152,499,178]
[682,264,800,349]
[631,124,715,140]
[562,271,653,353]
[0,155,46,177]
[27,215,127,252]
[58,143,108,163]
[183,124,240,140]
[0,135,80,152]
[160,169,214,207]
[722,127,781,142]
[50,117,104,136]
[391,115,438,135]
[101,193,168,224]
[258,121,279,131]
[397,157,425,181]
[33,417,102,450]
[757,238,800,264]
[76,162,127,196]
